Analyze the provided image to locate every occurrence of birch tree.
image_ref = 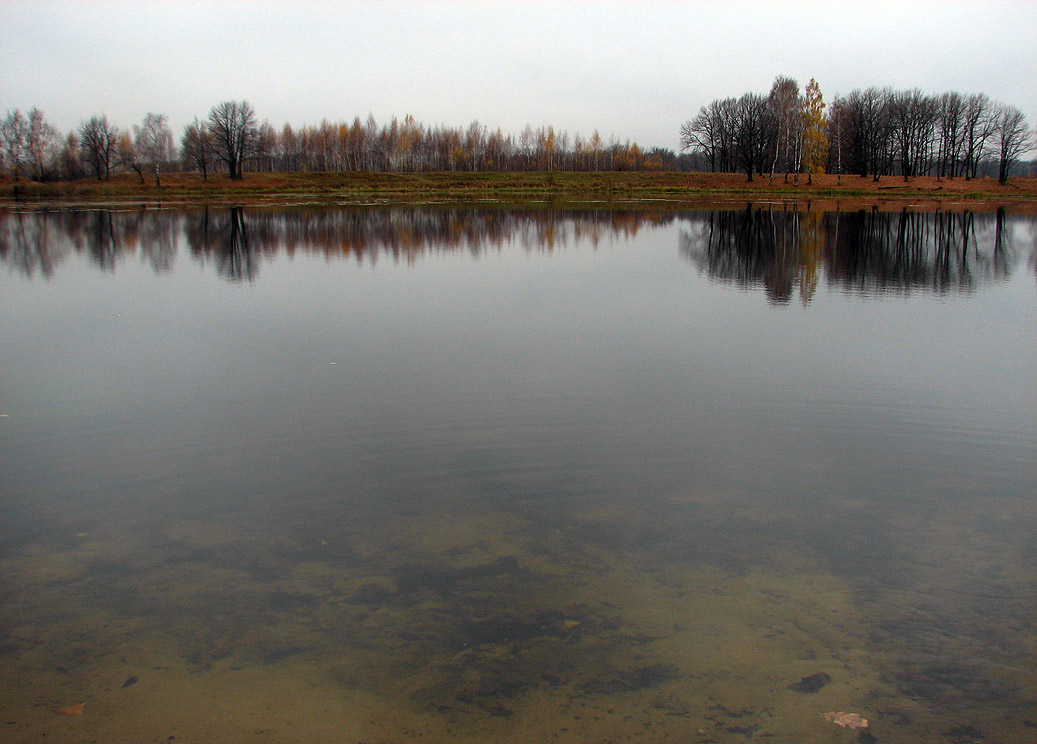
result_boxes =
[767,76,801,182]
[1,110,29,180]
[800,79,828,183]
[26,109,58,180]
[134,113,174,186]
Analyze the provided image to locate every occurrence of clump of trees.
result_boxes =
[680,77,1035,184]
[1,108,60,181]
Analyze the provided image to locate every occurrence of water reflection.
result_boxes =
[679,205,1025,302]
[1,205,1034,294]
[186,207,256,281]
[0,207,675,281]
[1,202,1034,743]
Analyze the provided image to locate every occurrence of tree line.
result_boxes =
[2,81,1033,184]
[0,103,678,184]
[681,77,1034,184]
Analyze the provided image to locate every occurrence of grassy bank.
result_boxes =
[3,171,1036,209]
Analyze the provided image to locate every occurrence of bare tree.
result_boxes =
[1,110,29,180]
[181,118,214,180]
[767,76,802,182]
[935,92,967,178]
[734,93,773,181]
[889,89,938,180]
[840,87,894,180]
[207,100,258,178]
[134,113,174,186]
[829,95,848,184]
[962,94,996,180]
[59,131,84,180]
[464,120,486,171]
[25,109,58,181]
[993,103,1030,184]
[254,120,278,173]
[116,130,144,183]
[681,98,737,173]
[78,115,118,181]
[680,110,711,169]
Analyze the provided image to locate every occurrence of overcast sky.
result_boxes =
[2,0,1034,151]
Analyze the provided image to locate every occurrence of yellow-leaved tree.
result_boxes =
[801,79,828,184]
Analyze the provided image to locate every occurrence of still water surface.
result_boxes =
[1,204,1035,743]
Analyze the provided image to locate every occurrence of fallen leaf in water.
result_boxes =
[822,711,868,729]
[55,703,85,716]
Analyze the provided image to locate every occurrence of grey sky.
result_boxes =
[2,0,1034,151]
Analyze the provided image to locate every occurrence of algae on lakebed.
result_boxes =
[2,485,1031,744]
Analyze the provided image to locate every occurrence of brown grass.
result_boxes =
[2,171,1036,211]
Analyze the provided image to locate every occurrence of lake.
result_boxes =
[1,203,1035,743]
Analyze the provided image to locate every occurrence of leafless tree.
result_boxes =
[993,103,1030,184]
[889,89,938,180]
[961,94,996,180]
[181,118,214,180]
[767,76,802,182]
[935,92,967,178]
[59,132,84,180]
[734,93,774,181]
[1,110,29,180]
[681,98,737,173]
[464,120,486,171]
[207,100,258,178]
[259,121,281,172]
[25,109,58,181]
[78,115,118,180]
[134,113,174,186]
[116,131,144,183]
[838,88,894,179]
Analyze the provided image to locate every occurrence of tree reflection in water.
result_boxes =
[186,206,257,281]
[679,204,1025,302]
[1,204,1032,293]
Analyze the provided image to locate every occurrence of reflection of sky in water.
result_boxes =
[0,206,1034,743]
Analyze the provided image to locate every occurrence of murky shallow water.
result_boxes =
[1,204,1035,743]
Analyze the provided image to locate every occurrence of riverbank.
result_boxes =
[3,171,1036,210]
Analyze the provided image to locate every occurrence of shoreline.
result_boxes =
[2,171,1036,212]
